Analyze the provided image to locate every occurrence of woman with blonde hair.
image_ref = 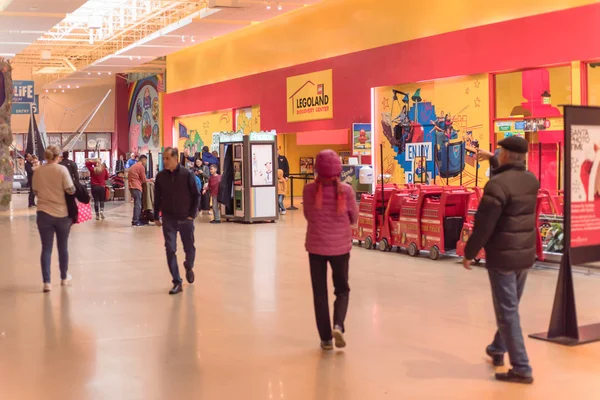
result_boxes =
[32,145,76,292]
[86,157,109,220]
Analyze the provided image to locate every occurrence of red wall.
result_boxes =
[163,4,600,147]
[113,74,130,157]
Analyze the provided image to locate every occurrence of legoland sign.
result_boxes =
[286,69,333,123]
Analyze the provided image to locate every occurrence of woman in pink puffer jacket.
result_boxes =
[303,149,358,350]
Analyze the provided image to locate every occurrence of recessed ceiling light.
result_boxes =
[97,72,101,75]
[129,56,133,60]
[59,85,62,88]
[87,72,91,75]
[61,89,65,93]
[67,85,70,88]
[53,90,56,93]
[137,56,141,60]
[108,72,112,75]
[181,35,185,42]
[76,85,80,89]
[191,36,195,43]
[45,89,48,93]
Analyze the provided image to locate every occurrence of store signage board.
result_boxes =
[13,80,35,103]
[530,106,600,346]
[218,131,244,143]
[286,69,333,123]
[352,123,372,156]
[250,131,276,142]
[11,95,38,114]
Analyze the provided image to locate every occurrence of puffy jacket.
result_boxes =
[303,150,358,256]
[465,162,540,270]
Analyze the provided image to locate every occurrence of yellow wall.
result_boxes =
[375,74,490,187]
[175,110,233,154]
[495,66,572,118]
[167,0,597,92]
[277,133,351,197]
[589,64,600,106]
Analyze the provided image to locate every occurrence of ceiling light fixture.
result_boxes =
[59,85,62,88]
[108,72,112,75]
[53,90,56,93]
[76,85,80,88]
[278,2,282,10]
[45,89,48,93]
[87,72,91,75]
[62,89,65,93]
[191,36,195,43]
[266,0,271,9]
[129,55,133,60]
[67,85,70,88]
[181,35,185,42]
[97,72,101,75]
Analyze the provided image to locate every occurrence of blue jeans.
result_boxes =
[130,189,142,223]
[162,217,196,284]
[278,194,285,212]
[36,211,72,283]
[487,268,532,377]
[212,196,221,221]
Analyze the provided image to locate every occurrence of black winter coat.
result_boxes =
[465,162,540,271]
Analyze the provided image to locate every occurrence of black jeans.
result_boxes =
[36,211,72,283]
[28,178,35,206]
[130,189,142,223]
[91,185,106,214]
[309,253,351,341]
[162,217,196,284]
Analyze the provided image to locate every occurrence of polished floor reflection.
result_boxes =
[1,195,600,399]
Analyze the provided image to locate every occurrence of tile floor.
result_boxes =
[1,195,600,399]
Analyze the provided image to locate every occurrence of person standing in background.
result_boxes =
[32,145,76,293]
[203,164,221,224]
[278,169,287,215]
[303,150,358,351]
[86,158,109,220]
[128,155,148,226]
[60,151,79,183]
[25,153,36,208]
[125,153,137,169]
[464,136,538,384]
[154,147,200,295]
[277,148,290,180]
[115,154,125,174]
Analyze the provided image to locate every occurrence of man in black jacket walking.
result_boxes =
[464,136,539,384]
[59,151,79,182]
[25,153,36,208]
[154,147,200,295]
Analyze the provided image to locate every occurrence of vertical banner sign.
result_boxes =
[352,123,372,156]
[286,69,333,123]
[530,106,600,346]
[11,80,36,115]
[567,109,600,264]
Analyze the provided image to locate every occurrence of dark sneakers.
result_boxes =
[169,283,183,295]
[495,369,534,384]
[320,340,333,350]
[184,262,195,284]
[210,220,221,224]
[332,325,346,348]
[486,345,505,367]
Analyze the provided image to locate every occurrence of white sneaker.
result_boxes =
[332,326,346,348]
[43,283,51,293]
[61,274,72,287]
[281,210,287,215]
[100,211,105,220]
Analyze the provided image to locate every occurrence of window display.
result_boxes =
[251,144,274,186]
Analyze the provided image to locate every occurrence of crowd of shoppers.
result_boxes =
[22,139,540,385]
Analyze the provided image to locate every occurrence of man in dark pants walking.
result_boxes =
[154,147,200,295]
[25,153,36,208]
[464,136,539,384]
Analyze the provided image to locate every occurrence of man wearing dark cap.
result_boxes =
[464,136,539,384]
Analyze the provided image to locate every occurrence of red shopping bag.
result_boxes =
[76,201,93,224]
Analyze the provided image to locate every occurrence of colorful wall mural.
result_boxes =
[128,75,163,155]
[175,106,261,156]
[375,74,490,187]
